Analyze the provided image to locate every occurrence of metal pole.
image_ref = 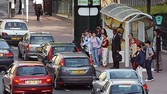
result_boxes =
[125,21,130,67]
[26,0,28,22]
[21,0,24,19]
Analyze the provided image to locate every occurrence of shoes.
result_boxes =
[145,79,154,82]
[37,17,40,21]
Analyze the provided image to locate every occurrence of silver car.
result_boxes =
[93,80,148,94]
[0,19,29,44]
[18,32,54,60]
[92,69,146,93]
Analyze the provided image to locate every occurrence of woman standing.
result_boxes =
[130,38,138,70]
[91,32,101,67]
[33,0,43,21]
[101,34,109,67]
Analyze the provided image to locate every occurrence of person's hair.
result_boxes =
[154,29,161,36]
[137,45,142,48]
[129,33,133,37]
[145,40,151,45]
[102,28,107,35]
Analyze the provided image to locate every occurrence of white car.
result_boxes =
[0,19,29,44]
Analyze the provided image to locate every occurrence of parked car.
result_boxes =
[92,69,147,93]
[37,42,79,65]
[0,38,14,69]
[46,52,96,89]
[2,61,53,94]
[18,32,54,60]
[0,19,29,44]
[92,80,148,94]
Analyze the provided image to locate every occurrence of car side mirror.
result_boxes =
[93,76,99,80]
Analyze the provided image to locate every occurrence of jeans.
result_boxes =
[145,59,153,80]
[92,47,99,65]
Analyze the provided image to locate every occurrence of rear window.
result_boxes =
[110,71,138,79]
[5,22,28,30]
[64,58,90,67]
[53,46,76,54]
[110,84,144,94]
[0,40,9,49]
[30,36,53,44]
[16,66,47,76]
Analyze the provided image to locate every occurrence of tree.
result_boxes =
[147,0,151,14]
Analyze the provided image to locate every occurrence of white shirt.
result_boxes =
[33,0,43,4]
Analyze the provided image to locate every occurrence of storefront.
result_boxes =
[100,3,153,67]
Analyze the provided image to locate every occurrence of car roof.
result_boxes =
[109,79,142,85]
[29,32,52,36]
[1,19,26,23]
[105,69,136,72]
[49,42,75,46]
[57,52,88,58]
[14,61,44,67]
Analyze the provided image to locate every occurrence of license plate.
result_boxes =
[11,37,21,40]
[25,80,41,84]
[0,53,3,57]
[72,70,84,74]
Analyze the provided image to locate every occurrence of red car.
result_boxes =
[2,61,52,94]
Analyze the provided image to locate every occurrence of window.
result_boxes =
[110,71,138,79]
[98,72,107,81]
[5,22,28,30]
[64,58,89,67]
[53,46,76,54]
[16,66,47,76]
[0,40,9,49]
[30,36,53,44]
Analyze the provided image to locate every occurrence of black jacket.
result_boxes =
[112,34,121,52]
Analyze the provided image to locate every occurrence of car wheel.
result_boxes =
[23,53,29,61]
[18,47,22,58]
[54,78,61,90]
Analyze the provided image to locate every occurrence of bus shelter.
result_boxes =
[100,3,153,67]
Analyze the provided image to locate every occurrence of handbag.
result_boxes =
[115,52,122,62]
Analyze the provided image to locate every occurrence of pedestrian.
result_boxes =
[33,0,43,21]
[101,34,109,67]
[88,32,93,61]
[96,26,102,38]
[101,28,107,38]
[111,28,121,69]
[130,38,138,70]
[17,0,22,14]
[135,45,146,79]
[80,33,85,52]
[81,30,89,56]
[128,33,140,46]
[153,29,162,71]
[144,40,154,81]
[91,32,101,67]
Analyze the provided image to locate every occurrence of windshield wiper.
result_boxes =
[126,92,141,94]
[77,65,89,67]
[31,73,44,75]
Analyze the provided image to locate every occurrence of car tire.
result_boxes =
[18,47,22,58]
[23,53,29,61]
[54,78,61,90]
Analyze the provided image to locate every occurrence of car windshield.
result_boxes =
[110,84,144,94]
[5,22,28,30]
[110,71,138,79]
[16,66,47,76]
[30,36,53,44]
[53,46,76,55]
[64,58,90,67]
[0,40,10,49]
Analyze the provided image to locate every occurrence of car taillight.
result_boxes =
[143,84,148,90]
[26,44,30,52]
[60,59,65,66]
[2,32,7,37]
[89,58,93,66]
[4,52,14,58]
[48,48,52,61]
[41,77,52,84]
[12,77,23,85]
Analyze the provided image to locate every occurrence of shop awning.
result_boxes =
[100,3,152,22]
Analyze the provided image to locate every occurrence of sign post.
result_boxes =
[26,0,28,22]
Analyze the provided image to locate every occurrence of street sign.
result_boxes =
[155,15,163,25]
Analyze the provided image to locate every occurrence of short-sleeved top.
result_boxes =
[33,0,43,4]
[146,47,154,60]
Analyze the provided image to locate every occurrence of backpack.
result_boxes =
[151,47,156,59]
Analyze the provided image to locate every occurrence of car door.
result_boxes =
[3,64,16,91]
[46,55,57,79]
[93,72,107,94]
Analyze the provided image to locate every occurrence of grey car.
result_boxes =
[46,52,96,89]
[93,80,148,94]
[18,32,54,60]
[92,69,147,94]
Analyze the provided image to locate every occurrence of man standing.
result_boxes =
[111,28,121,69]
[33,0,43,21]
[17,0,22,14]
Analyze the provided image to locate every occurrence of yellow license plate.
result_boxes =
[72,70,84,74]
[11,37,21,40]
[25,80,41,84]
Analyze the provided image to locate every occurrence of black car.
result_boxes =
[46,52,96,89]
[37,42,79,65]
[0,38,14,69]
